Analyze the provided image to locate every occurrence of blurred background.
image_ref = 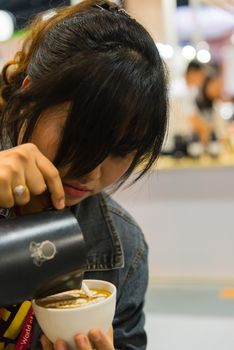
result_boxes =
[0,0,234,349]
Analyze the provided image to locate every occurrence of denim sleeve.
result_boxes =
[113,239,148,350]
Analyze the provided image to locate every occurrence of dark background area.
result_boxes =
[177,0,189,5]
[0,0,189,31]
[0,0,70,30]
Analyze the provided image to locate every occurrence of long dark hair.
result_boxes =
[0,0,169,186]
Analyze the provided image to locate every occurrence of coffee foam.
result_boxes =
[36,289,111,309]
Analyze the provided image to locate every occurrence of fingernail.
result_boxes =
[57,199,65,209]
[76,335,88,347]
[90,329,101,342]
[40,335,49,347]
[55,340,66,350]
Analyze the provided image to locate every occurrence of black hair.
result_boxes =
[0,0,169,187]
[186,60,204,74]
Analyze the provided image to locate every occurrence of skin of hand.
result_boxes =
[40,327,114,350]
[0,143,65,210]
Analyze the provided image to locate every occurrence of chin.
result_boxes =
[65,194,90,207]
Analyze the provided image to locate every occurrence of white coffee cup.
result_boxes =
[32,279,116,349]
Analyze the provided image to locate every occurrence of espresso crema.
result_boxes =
[36,289,111,309]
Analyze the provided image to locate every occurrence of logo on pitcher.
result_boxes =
[29,240,57,266]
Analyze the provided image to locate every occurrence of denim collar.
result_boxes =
[73,192,124,271]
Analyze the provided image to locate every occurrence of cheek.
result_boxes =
[103,157,133,183]
[118,159,133,175]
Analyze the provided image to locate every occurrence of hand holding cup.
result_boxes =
[32,280,116,349]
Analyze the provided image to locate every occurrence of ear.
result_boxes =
[22,75,30,88]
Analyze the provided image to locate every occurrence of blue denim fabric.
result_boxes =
[0,193,148,350]
[78,193,148,349]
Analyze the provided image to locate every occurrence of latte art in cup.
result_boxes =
[32,279,117,348]
[36,289,112,309]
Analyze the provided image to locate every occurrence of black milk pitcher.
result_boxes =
[0,208,87,306]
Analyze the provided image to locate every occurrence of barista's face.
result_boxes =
[29,102,134,207]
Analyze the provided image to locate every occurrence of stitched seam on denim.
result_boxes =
[86,252,122,264]
[86,264,121,271]
[86,251,123,270]
[108,206,140,228]
[125,235,146,283]
[98,193,124,256]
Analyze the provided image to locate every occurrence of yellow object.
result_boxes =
[0,344,15,350]
[0,301,31,349]
[3,301,31,340]
[219,288,234,299]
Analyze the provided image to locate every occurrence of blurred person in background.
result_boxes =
[167,60,209,157]
[196,69,229,155]
[180,60,210,144]
[185,60,206,90]
[186,61,212,145]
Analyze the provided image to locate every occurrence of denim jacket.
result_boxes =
[0,192,148,349]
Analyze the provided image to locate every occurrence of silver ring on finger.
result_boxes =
[13,185,26,197]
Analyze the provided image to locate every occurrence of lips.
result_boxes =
[63,183,92,199]
[65,183,91,191]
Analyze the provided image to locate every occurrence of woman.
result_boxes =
[196,70,227,148]
[0,1,168,349]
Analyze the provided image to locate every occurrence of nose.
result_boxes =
[79,164,102,183]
